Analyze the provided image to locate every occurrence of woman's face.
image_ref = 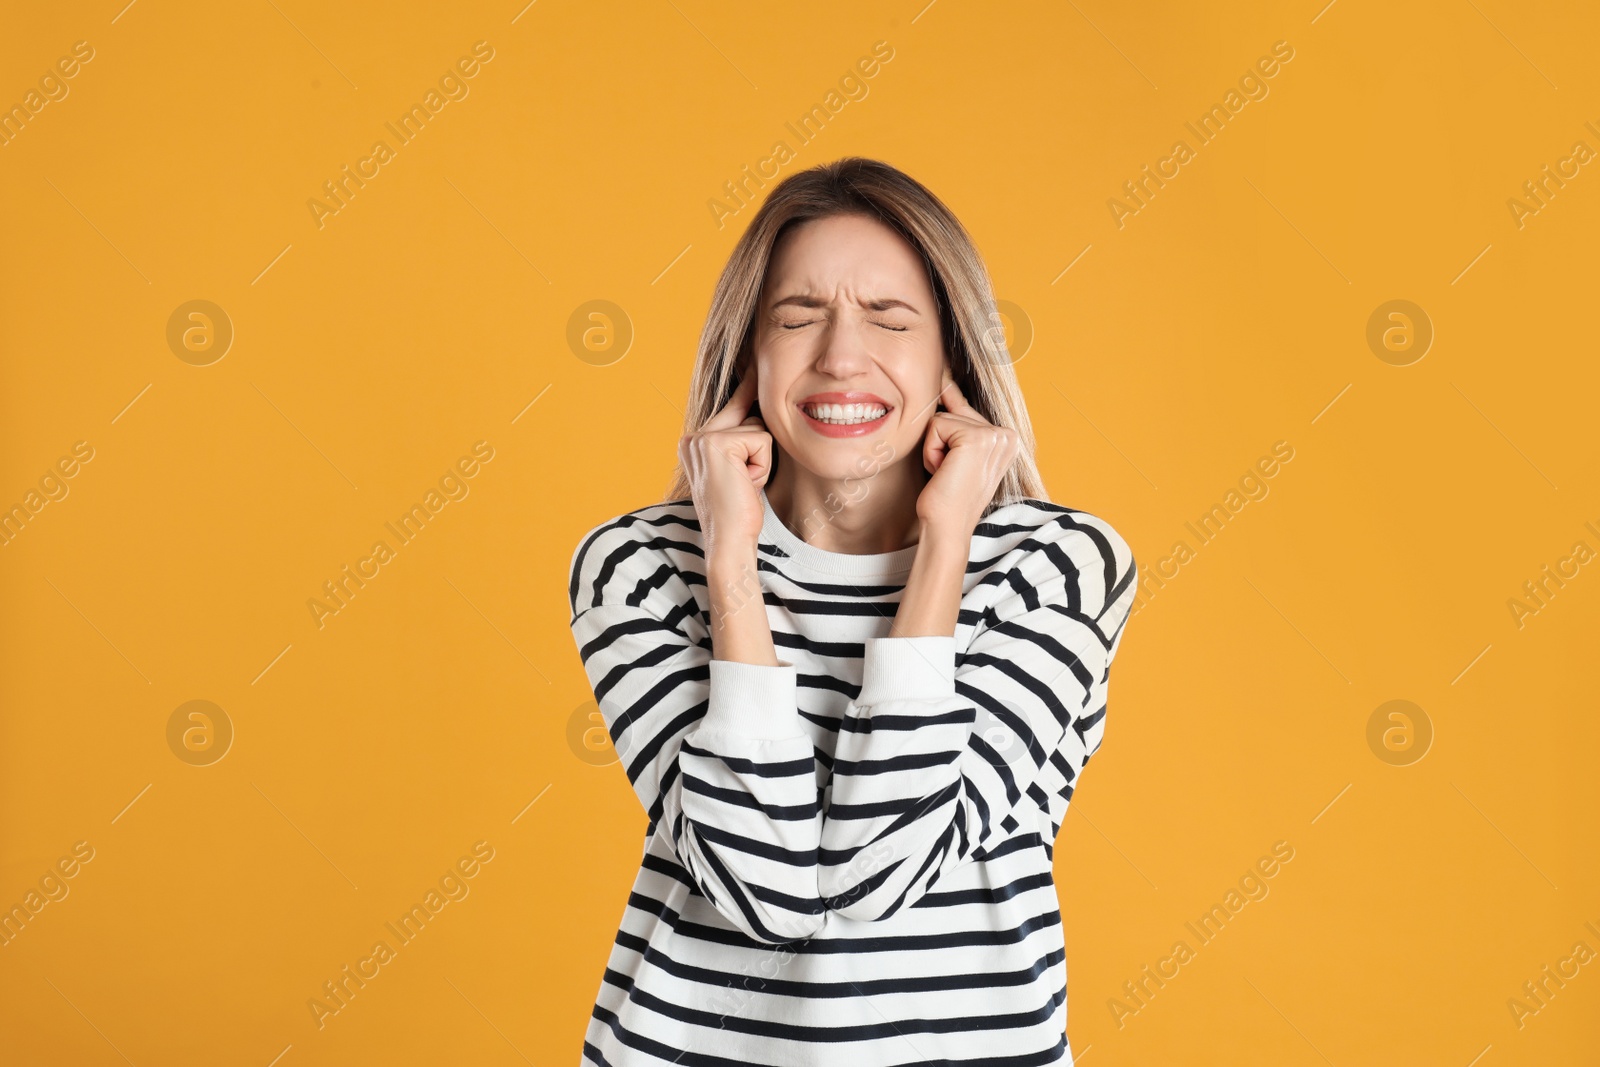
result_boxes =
[749,212,948,485]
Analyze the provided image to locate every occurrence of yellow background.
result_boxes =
[2,1,1596,1063]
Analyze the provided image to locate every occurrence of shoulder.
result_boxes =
[979,497,1133,567]
[567,498,701,616]
[975,497,1136,622]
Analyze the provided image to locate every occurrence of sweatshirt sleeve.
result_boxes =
[568,516,827,945]
[818,513,1137,922]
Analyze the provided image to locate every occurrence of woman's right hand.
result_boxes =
[678,369,771,559]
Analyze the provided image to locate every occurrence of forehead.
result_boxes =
[762,213,936,306]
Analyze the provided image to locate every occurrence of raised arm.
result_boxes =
[568,516,827,946]
[818,513,1137,921]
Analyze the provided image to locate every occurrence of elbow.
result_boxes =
[738,901,828,945]
[704,862,829,945]
[818,839,903,923]
[823,875,917,923]
[823,894,894,924]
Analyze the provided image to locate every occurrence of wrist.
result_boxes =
[706,538,760,576]
[707,551,761,610]
[915,521,974,562]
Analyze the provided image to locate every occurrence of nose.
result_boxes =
[812,317,874,381]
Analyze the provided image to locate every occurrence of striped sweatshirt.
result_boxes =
[567,487,1138,1066]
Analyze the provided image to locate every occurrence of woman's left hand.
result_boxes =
[916,374,1020,537]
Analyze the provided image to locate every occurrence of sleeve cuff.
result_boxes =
[697,658,805,740]
[855,636,956,706]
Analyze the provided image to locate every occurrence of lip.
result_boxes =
[796,391,893,438]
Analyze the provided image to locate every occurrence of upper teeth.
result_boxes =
[805,403,887,424]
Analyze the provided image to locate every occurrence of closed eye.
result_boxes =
[778,321,907,331]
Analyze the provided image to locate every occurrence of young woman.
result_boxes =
[568,157,1138,1066]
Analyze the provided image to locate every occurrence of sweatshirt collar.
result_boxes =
[759,487,921,578]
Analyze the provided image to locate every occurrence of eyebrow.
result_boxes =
[770,294,922,314]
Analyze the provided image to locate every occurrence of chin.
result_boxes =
[780,436,901,484]
[796,453,869,482]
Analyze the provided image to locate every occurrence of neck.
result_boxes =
[764,454,928,555]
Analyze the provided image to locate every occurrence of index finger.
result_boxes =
[939,377,982,420]
[700,371,757,432]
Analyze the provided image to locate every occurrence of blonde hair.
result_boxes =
[663,156,1048,515]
